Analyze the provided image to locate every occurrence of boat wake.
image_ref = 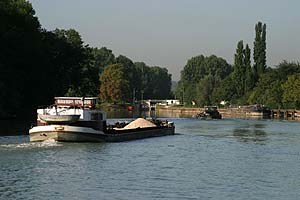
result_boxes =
[0,139,62,149]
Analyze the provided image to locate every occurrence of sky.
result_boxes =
[28,0,300,81]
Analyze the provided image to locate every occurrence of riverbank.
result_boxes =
[156,106,300,120]
[1,106,299,136]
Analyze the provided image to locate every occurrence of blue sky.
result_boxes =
[29,0,300,80]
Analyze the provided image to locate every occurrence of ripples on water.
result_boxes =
[1,118,300,200]
[0,139,61,149]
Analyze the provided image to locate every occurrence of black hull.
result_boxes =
[105,126,175,142]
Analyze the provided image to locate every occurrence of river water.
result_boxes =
[1,115,300,199]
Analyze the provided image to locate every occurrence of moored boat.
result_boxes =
[29,97,175,142]
[245,104,271,117]
[193,106,222,119]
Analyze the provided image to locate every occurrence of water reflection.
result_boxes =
[104,108,193,119]
[233,122,267,143]
[156,110,195,118]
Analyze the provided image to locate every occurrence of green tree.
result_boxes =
[196,75,214,106]
[244,44,254,92]
[115,55,141,102]
[134,62,149,100]
[53,29,84,47]
[248,61,300,108]
[0,0,42,116]
[267,80,283,108]
[52,29,98,97]
[282,74,300,108]
[276,61,300,80]
[148,67,172,99]
[175,82,196,106]
[212,74,237,104]
[99,64,130,103]
[76,47,100,96]
[233,40,246,97]
[232,41,254,100]
[177,55,232,105]
[91,47,115,74]
[253,21,267,81]
[1,0,174,116]
[134,62,172,100]
[248,70,283,108]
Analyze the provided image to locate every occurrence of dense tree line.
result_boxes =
[2,1,300,119]
[0,0,100,117]
[249,61,300,109]
[0,0,172,117]
[176,22,300,109]
[175,55,232,107]
[99,60,172,103]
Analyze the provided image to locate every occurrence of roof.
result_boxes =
[54,97,98,100]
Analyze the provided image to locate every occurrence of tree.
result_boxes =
[134,62,172,100]
[76,47,100,97]
[276,61,300,80]
[99,64,130,103]
[134,62,149,100]
[196,75,214,106]
[248,70,283,108]
[0,0,42,116]
[91,47,115,74]
[51,29,98,97]
[253,22,267,81]
[233,40,246,97]
[148,67,172,99]
[212,74,237,104]
[247,61,300,108]
[177,55,232,105]
[53,29,84,47]
[244,44,254,92]
[282,75,300,108]
[115,55,142,102]
[0,0,172,116]
[232,41,254,99]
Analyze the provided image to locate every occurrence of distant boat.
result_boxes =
[194,106,222,119]
[245,104,271,117]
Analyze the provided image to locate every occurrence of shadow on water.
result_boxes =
[232,122,267,143]
[185,118,269,144]
[0,119,34,136]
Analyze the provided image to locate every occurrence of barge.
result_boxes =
[29,97,175,142]
[193,106,222,119]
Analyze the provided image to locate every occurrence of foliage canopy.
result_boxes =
[0,0,173,117]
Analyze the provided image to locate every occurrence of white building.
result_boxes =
[164,99,181,106]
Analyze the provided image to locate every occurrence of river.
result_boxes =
[0,114,300,199]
